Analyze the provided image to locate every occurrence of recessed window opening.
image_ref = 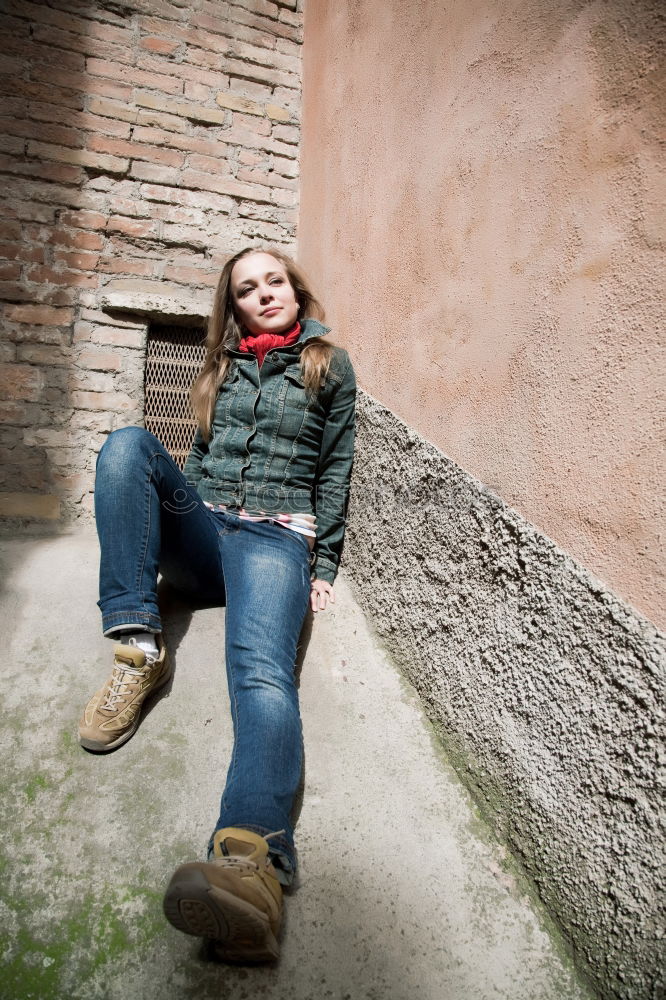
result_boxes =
[144,323,206,469]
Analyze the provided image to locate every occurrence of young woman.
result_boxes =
[78,248,356,962]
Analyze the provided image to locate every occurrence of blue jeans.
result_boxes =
[95,427,311,880]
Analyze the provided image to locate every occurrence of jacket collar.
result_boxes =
[297,318,331,346]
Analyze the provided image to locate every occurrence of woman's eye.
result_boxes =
[237,287,251,298]
[270,278,284,286]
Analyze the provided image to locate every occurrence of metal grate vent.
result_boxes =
[144,324,206,469]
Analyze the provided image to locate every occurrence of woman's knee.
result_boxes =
[96,426,160,474]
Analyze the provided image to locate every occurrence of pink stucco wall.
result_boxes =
[298,0,665,627]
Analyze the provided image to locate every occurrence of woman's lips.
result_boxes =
[261,307,281,316]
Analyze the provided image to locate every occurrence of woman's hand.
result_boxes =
[310,578,335,613]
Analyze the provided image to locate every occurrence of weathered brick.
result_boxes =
[3,78,84,111]
[0,200,53,224]
[265,103,292,122]
[88,133,186,169]
[241,217,292,242]
[135,107,192,134]
[4,36,86,72]
[151,203,207,227]
[278,6,303,29]
[275,35,301,57]
[87,58,184,97]
[0,98,26,119]
[187,152,232,176]
[140,183,233,214]
[229,78,274,103]
[5,304,73,325]
[160,223,207,248]
[74,324,146,349]
[23,427,70,448]
[6,326,72,347]
[271,186,297,208]
[48,229,105,251]
[232,112,273,136]
[273,153,298,177]
[107,196,151,219]
[0,134,26,156]
[71,390,135,411]
[224,38,299,75]
[0,282,32,303]
[131,125,228,158]
[180,168,271,201]
[97,256,157,277]
[29,102,132,138]
[83,77,133,102]
[0,154,84,186]
[134,91,229,126]
[0,241,46,264]
[26,265,99,289]
[140,36,181,55]
[70,371,115,393]
[68,410,115,432]
[0,342,17,363]
[59,209,107,231]
[0,221,21,241]
[0,492,61,520]
[29,65,88,94]
[238,148,269,167]
[31,23,131,65]
[221,57,297,91]
[16,344,70,366]
[0,261,21,280]
[273,123,299,145]
[0,399,45,426]
[0,115,84,149]
[167,63,231,92]
[0,363,44,402]
[76,348,123,372]
[163,263,219,286]
[129,161,181,185]
[107,216,159,238]
[183,80,211,103]
[0,54,28,76]
[86,96,141,126]
[215,91,263,116]
[272,85,300,111]
[26,140,129,174]
[237,166,297,190]
[53,249,100,270]
[226,5,301,42]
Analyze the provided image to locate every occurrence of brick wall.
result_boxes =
[0,0,302,526]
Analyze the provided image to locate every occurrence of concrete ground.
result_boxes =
[0,531,592,1000]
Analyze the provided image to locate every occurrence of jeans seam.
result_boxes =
[133,452,154,600]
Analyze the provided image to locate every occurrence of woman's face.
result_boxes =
[231,252,299,336]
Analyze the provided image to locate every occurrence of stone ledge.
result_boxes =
[99,281,212,326]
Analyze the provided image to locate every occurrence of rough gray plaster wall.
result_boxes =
[343,391,665,1000]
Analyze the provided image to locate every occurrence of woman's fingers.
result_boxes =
[310,579,335,612]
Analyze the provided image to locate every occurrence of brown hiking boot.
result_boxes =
[163,828,283,963]
[78,636,170,752]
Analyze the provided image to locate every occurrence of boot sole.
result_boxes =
[163,867,280,963]
[78,662,172,753]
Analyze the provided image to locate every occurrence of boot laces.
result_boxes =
[100,662,145,711]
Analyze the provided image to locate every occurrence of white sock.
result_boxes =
[114,630,160,659]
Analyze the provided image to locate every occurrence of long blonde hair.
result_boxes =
[191,247,333,440]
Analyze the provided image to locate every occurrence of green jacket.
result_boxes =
[183,319,356,584]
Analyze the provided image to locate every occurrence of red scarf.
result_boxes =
[238,321,301,367]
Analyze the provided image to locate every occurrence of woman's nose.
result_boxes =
[259,285,273,302]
